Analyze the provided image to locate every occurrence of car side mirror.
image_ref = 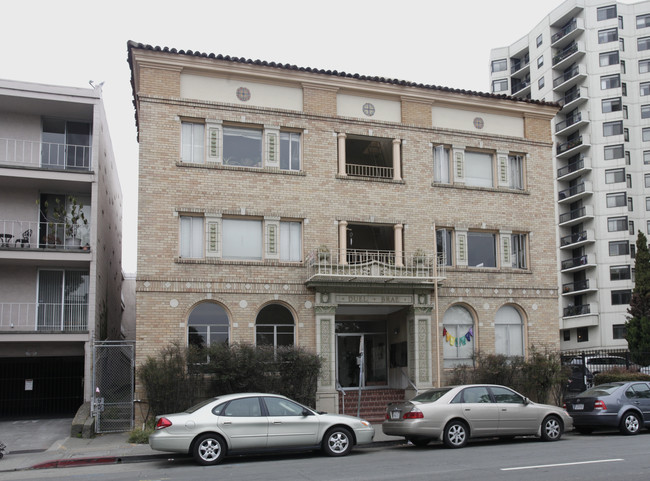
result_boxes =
[302,409,313,416]
[523,397,531,405]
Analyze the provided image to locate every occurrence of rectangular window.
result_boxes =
[646,174,650,187]
[605,168,625,183]
[180,216,204,258]
[536,34,543,47]
[602,97,622,113]
[642,82,650,96]
[621,38,626,52]
[630,220,635,234]
[608,216,628,232]
[639,37,650,51]
[436,228,453,266]
[603,121,623,136]
[632,244,636,258]
[638,13,650,28]
[467,232,496,268]
[577,327,589,343]
[279,132,301,171]
[604,144,624,160]
[600,51,619,66]
[611,289,632,305]
[627,174,632,187]
[611,265,632,281]
[511,233,527,269]
[609,240,629,255]
[223,126,263,168]
[613,324,626,340]
[598,5,617,21]
[563,330,570,342]
[491,59,507,72]
[641,59,650,73]
[492,79,508,92]
[538,76,545,89]
[433,145,450,183]
[508,154,524,190]
[537,55,544,68]
[280,221,302,261]
[222,218,263,260]
[623,82,627,95]
[646,197,650,210]
[642,105,650,119]
[598,28,618,44]
[645,151,650,164]
[619,15,624,29]
[464,151,493,188]
[629,197,634,211]
[644,128,650,142]
[624,129,630,142]
[181,122,205,163]
[601,74,620,89]
[606,192,627,207]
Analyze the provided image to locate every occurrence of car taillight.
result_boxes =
[155,417,172,430]
[403,407,424,419]
[594,400,607,410]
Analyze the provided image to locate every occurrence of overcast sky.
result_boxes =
[2,0,593,272]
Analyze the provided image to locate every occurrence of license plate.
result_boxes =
[573,403,584,410]
[390,411,401,420]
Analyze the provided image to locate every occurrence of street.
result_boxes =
[2,431,650,481]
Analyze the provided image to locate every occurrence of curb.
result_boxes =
[28,453,169,470]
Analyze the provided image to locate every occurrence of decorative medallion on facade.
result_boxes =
[362,103,376,117]
[236,87,251,102]
[473,117,484,129]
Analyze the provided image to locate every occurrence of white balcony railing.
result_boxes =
[345,163,394,179]
[306,248,446,283]
[0,302,88,331]
[0,220,90,250]
[0,138,91,171]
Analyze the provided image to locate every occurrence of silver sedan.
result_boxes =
[382,384,572,448]
[149,392,375,465]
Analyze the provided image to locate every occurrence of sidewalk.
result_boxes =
[0,424,403,472]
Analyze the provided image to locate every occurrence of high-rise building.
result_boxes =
[0,79,123,417]
[128,41,559,419]
[490,0,650,350]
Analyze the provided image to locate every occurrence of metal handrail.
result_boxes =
[0,138,91,170]
[552,19,578,44]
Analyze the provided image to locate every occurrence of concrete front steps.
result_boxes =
[338,388,405,424]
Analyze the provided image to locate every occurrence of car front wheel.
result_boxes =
[443,420,468,448]
[540,415,562,441]
[620,411,641,435]
[193,433,226,466]
[323,427,353,456]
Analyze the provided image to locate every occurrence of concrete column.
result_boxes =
[339,220,348,265]
[394,223,403,267]
[337,133,347,176]
[392,139,402,181]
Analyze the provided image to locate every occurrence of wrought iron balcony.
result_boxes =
[0,219,91,250]
[0,302,88,331]
[558,182,590,201]
[551,19,577,44]
[557,136,583,155]
[306,248,445,284]
[0,138,92,171]
[512,80,531,94]
[553,43,579,65]
[563,304,590,317]
[560,230,589,247]
[557,157,585,178]
[562,279,592,294]
[561,255,590,270]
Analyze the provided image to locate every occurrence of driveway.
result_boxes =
[0,418,72,454]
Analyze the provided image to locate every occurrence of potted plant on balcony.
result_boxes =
[37,196,88,248]
[62,196,88,248]
[317,245,330,262]
[413,248,427,266]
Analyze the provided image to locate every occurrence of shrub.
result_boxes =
[128,420,155,444]
[594,368,650,384]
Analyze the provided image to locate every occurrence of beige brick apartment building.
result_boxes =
[128,41,560,417]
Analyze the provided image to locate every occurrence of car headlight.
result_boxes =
[359,420,371,427]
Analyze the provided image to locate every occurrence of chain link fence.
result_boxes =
[92,340,134,433]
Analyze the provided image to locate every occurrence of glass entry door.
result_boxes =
[336,321,387,388]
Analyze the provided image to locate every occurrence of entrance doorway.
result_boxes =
[336,320,387,389]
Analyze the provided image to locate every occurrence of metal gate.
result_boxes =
[92,340,134,433]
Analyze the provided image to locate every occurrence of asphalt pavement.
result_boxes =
[0,418,402,472]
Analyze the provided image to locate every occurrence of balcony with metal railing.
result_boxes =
[0,302,88,331]
[511,80,531,97]
[560,229,594,249]
[0,220,91,251]
[559,205,594,227]
[0,138,92,171]
[552,42,585,70]
[553,64,587,92]
[557,155,591,181]
[562,279,597,296]
[561,254,596,273]
[557,135,590,159]
[563,303,591,318]
[551,18,585,49]
[306,248,446,285]
[559,87,588,112]
[558,181,592,203]
[555,111,589,137]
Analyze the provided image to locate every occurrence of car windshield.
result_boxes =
[411,388,452,402]
[184,397,218,413]
[579,383,623,397]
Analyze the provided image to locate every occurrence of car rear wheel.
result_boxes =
[193,433,226,466]
[540,415,562,441]
[620,411,641,435]
[443,420,468,448]
[322,427,353,456]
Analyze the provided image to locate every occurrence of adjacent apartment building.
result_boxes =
[128,41,559,417]
[490,0,650,351]
[0,80,123,417]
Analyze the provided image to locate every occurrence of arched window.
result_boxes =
[495,305,524,356]
[443,305,475,368]
[188,302,229,348]
[256,304,295,349]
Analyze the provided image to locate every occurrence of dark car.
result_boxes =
[564,382,650,435]
[566,365,594,393]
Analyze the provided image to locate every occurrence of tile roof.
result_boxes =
[127,40,559,135]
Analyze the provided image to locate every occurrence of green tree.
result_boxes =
[626,231,650,365]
